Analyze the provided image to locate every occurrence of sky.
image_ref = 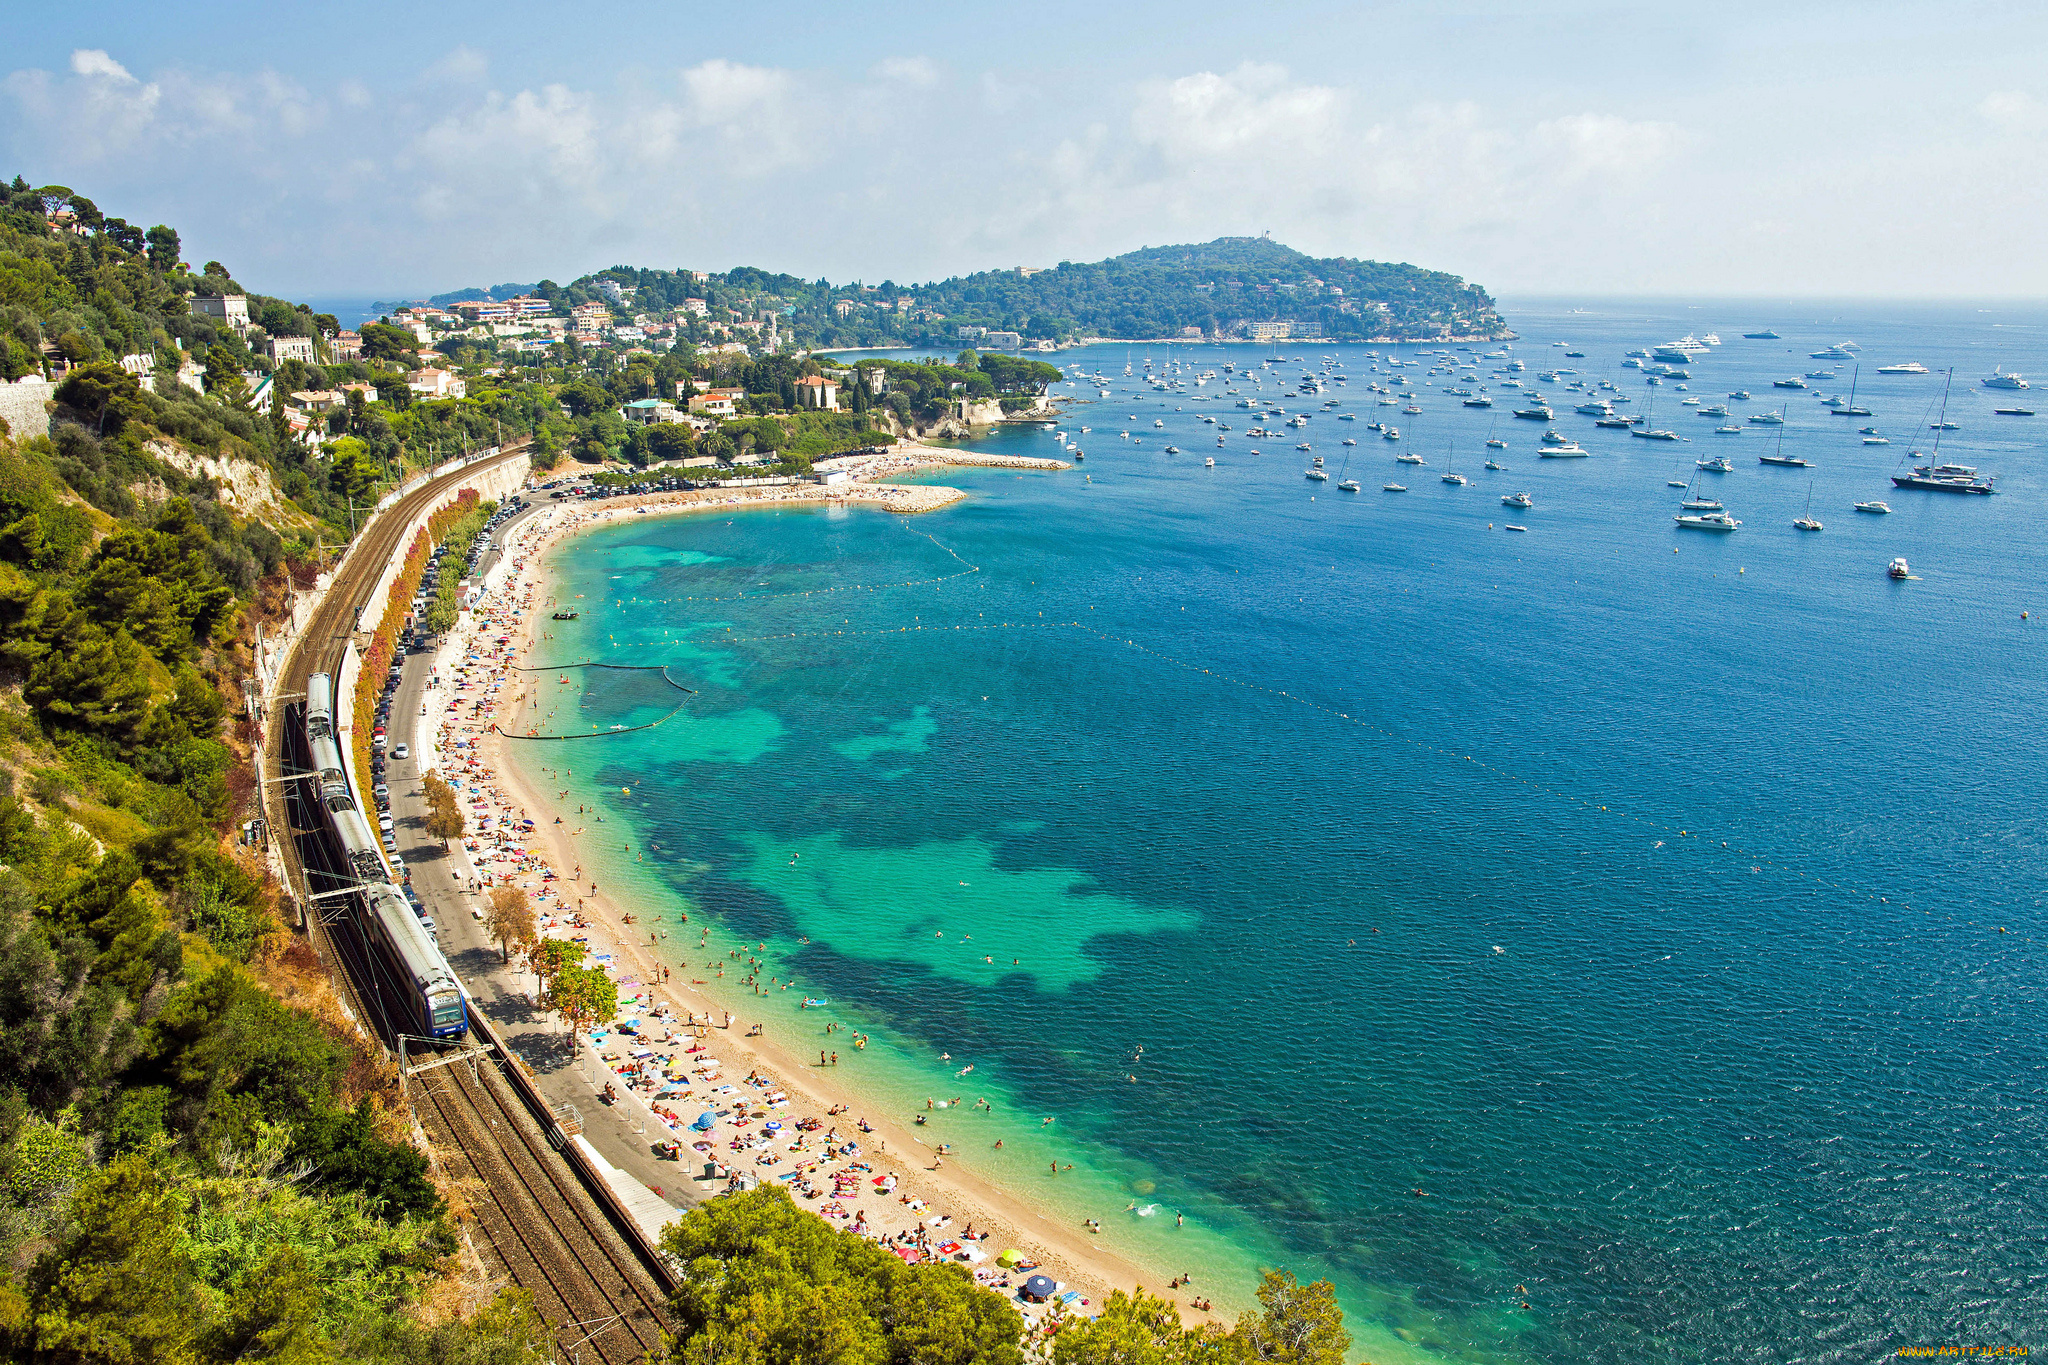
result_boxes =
[5,1,2045,302]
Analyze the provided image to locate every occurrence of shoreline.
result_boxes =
[445,454,1226,1331]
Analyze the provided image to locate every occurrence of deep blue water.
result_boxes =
[527,301,2047,1363]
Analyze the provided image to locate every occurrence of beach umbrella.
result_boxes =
[691,1112,717,1131]
[1022,1275,1056,1301]
[996,1249,1023,1267]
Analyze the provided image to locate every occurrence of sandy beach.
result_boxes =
[425,450,1222,1333]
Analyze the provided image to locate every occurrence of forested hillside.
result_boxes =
[0,178,556,1360]
[912,237,1505,342]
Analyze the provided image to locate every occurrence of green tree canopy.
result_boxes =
[660,1185,1024,1365]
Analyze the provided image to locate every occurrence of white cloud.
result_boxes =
[1978,90,2044,130]
[426,45,490,84]
[70,49,137,83]
[870,56,938,87]
[0,49,2040,297]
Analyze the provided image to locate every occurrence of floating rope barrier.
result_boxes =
[493,661,694,741]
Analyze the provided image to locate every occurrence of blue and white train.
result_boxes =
[306,672,467,1039]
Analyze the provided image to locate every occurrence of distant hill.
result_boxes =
[540,236,1503,350]
[909,237,1505,342]
[369,282,538,313]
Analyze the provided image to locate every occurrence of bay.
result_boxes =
[513,299,2048,1363]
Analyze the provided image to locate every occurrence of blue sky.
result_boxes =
[5,1,2044,299]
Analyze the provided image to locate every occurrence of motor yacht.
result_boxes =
[1889,557,1910,578]
[1983,369,2028,389]
[1675,511,1741,531]
[1854,501,1891,514]
[1502,492,1533,508]
[1877,362,1928,375]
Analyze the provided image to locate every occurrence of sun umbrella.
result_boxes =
[1022,1275,1056,1301]
[996,1249,1023,1267]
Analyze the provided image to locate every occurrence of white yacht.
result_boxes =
[1539,441,1589,457]
[1484,459,1505,471]
[1889,557,1910,578]
[1854,501,1892,514]
[1876,362,1928,375]
[1675,511,1741,531]
[1441,472,1469,486]
[1305,467,1329,482]
[1502,492,1534,508]
[1396,452,1426,465]
[1983,369,2029,390]
[1337,479,1360,492]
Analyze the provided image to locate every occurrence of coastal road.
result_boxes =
[258,456,675,1363]
[380,484,706,1218]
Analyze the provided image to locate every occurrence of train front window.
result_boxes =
[431,994,464,1030]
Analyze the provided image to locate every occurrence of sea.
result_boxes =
[508,299,2046,1364]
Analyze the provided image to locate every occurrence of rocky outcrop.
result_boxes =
[0,378,55,439]
[146,440,312,526]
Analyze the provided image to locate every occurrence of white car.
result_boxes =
[392,743,410,760]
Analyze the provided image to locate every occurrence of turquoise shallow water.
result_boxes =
[515,302,2047,1363]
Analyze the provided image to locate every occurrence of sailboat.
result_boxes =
[1830,363,1871,417]
[1679,472,1722,512]
[1484,418,1507,450]
[1336,446,1359,492]
[1441,444,1468,485]
[1758,414,1810,467]
[1793,480,1823,531]
[1630,390,1678,440]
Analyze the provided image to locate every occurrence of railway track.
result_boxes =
[256,450,675,1356]
[411,1050,670,1364]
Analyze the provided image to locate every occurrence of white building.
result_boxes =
[792,375,839,411]
[190,294,251,332]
